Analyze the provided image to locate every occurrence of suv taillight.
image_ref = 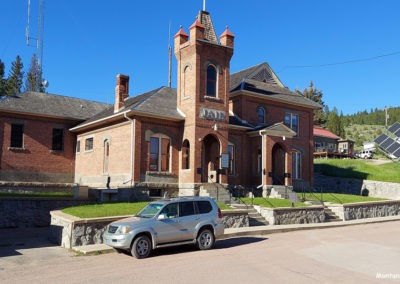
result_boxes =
[218,208,223,218]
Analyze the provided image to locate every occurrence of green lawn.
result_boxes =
[62,201,231,218]
[241,197,308,208]
[297,192,386,204]
[62,202,149,218]
[314,159,400,183]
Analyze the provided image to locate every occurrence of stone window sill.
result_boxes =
[8,147,26,152]
[204,96,223,103]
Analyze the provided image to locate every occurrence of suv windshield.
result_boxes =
[136,203,163,218]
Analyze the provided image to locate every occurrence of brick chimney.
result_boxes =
[114,74,129,113]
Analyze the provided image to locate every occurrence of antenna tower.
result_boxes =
[168,21,172,88]
[26,0,45,72]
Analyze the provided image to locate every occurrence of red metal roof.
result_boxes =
[313,127,341,139]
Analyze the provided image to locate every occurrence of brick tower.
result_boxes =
[174,10,234,194]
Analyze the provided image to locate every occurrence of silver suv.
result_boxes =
[103,197,224,259]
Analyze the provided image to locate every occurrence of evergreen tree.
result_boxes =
[25,54,46,92]
[295,81,326,125]
[0,59,5,96]
[5,55,24,95]
[327,107,342,137]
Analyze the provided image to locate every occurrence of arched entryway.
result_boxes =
[201,134,220,183]
[272,143,285,185]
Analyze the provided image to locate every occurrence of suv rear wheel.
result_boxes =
[131,235,152,259]
[197,229,215,250]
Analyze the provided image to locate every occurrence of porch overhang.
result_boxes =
[248,122,297,138]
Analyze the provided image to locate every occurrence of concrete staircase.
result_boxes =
[323,207,342,222]
[269,185,298,202]
[230,203,269,226]
[199,184,231,204]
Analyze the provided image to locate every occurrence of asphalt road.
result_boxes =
[1,221,399,283]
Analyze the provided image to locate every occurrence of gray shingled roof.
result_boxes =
[74,87,184,129]
[0,92,110,120]
[230,63,321,109]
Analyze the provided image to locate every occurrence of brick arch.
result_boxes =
[201,134,220,183]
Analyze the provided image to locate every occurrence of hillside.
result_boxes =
[344,124,386,149]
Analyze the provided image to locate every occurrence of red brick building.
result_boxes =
[0,92,108,182]
[71,10,320,198]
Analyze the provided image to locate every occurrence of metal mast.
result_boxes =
[26,0,45,72]
[168,21,172,88]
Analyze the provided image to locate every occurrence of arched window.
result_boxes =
[182,139,190,169]
[206,65,217,97]
[183,65,190,98]
[257,107,265,124]
[149,135,170,172]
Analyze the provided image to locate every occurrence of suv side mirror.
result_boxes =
[157,214,167,220]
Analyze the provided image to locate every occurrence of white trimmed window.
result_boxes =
[292,151,302,180]
[85,137,94,151]
[206,65,217,97]
[149,135,171,172]
[284,113,299,136]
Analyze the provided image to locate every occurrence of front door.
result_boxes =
[201,134,220,183]
[272,144,285,185]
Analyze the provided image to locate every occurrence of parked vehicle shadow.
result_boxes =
[130,236,268,258]
[215,237,268,249]
[0,227,56,257]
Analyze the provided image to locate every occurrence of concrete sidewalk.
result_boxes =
[72,215,400,255]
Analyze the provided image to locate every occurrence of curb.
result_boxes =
[72,215,400,255]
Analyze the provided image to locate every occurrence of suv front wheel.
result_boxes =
[131,235,152,259]
[197,229,215,250]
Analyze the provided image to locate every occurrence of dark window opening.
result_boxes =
[206,65,217,97]
[52,129,64,151]
[85,137,94,151]
[10,124,24,148]
[182,140,190,169]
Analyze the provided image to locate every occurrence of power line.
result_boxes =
[278,50,400,73]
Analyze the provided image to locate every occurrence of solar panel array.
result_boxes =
[374,122,400,159]
[388,121,400,138]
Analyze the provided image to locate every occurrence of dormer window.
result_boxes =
[257,107,265,124]
[206,65,217,97]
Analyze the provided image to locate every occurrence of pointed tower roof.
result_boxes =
[197,10,218,43]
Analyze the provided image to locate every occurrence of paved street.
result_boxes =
[1,221,400,283]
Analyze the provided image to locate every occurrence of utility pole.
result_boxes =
[385,106,391,129]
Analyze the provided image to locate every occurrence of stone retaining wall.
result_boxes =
[50,210,250,248]
[314,174,400,200]
[326,200,400,221]
[254,205,325,225]
[0,198,92,228]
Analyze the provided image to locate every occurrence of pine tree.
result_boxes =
[295,81,326,125]
[5,56,24,95]
[327,107,342,137]
[0,59,5,96]
[25,54,46,92]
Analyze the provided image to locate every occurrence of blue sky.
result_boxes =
[1,0,399,115]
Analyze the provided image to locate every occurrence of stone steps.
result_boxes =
[324,207,342,222]
[229,204,269,226]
